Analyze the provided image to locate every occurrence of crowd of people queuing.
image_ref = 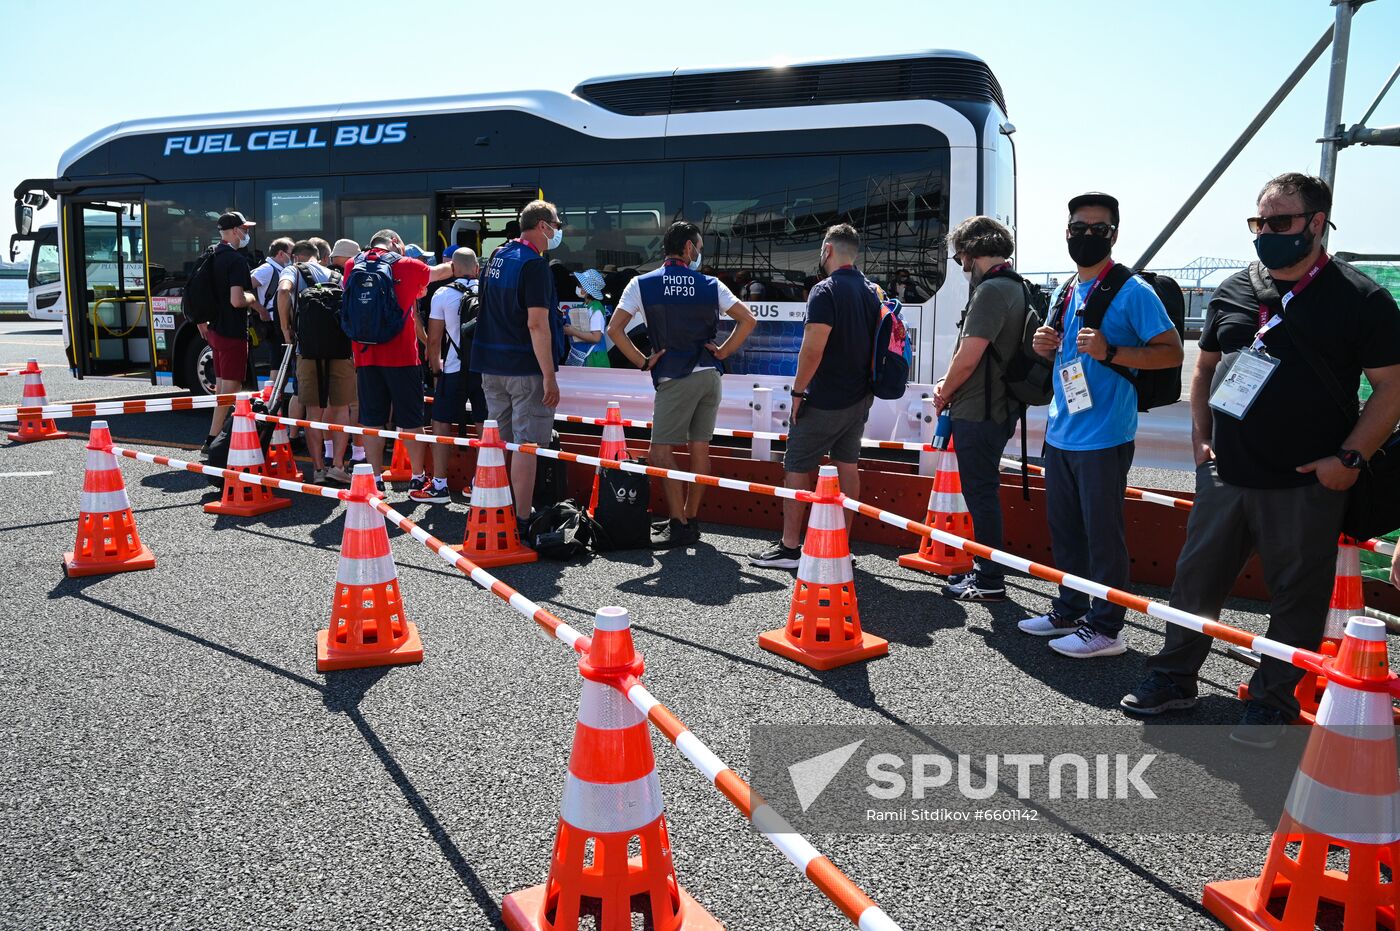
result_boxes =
[195,174,1400,748]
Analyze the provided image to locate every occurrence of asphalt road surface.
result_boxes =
[0,320,1327,931]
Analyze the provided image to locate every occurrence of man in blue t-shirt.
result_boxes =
[470,199,566,533]
[751,223,881,569]
[1019,192,1182,657]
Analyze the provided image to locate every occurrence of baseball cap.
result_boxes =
[217,211,256,230]
[330,238,361,259]
[1067,192,1119,226]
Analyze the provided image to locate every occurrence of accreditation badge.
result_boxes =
[1209,349,1279,420]
[1059,359,1093,414]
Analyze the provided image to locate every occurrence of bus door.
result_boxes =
[435,187,538,261]
[63,200,155,381]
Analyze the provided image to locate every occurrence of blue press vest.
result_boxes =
[637,262,722,385]
[471,240,558,376]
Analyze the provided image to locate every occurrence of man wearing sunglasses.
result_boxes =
[1021,192,1182,658]
[1123,173,1400,748]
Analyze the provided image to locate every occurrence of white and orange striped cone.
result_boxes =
[760,465,888,670]
[454,419,536,566]
[204,398,292,517]
[1237,540,1368,725]
[10,358,67,442]
[317,464,423,672]
[502,607,721,931]
[588,402,631,513]
[265,422,301,481]
[1204,616,1400,930]
[382,431,430,483]
[897,441,974,576]
[63,420,156,577]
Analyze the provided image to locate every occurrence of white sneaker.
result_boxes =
[324,466,352,485]
[1017,609,1085,637]
[1049,625,1127,659]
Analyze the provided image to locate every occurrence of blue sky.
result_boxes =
[2,0,1396,276]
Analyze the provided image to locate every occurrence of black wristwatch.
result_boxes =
[1103,344,1119,364]
[791,389,810,399]
[1336,448,1365,470]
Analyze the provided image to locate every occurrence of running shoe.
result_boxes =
[1048,625,1127,659]
[749,542,802,570]
[407,477,450,504]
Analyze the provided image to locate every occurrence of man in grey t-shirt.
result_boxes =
[933,216,1024,602]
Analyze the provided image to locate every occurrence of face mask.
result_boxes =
[546,223,563,250]
[1253,227,1314,270]
[576,288,587,301]
[962,262,974,285]
[1067,234,1112,267]
[238,233,251,250]
[688,250,703,271]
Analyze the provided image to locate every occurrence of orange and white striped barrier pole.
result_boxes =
[0,391,253,423]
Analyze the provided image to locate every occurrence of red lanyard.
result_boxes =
[1258,252,1330,327]
[1057,260,1114,331]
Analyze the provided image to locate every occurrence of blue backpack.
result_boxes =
[871,296,912,399]
[340,250,405,345]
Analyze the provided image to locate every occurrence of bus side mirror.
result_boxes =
[15,204,33,237]
[8,235,20,263]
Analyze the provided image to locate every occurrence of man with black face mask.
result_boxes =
[1022,192,1182,658]
[1123,173,1400,748]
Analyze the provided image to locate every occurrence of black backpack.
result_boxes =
[589,467,651,551]
[294,265,352,361]
[444,281,480,362]
[981,268,1054,410]
[182,245,220,326]
[1057,265,1185,412]
[527,499,593,560]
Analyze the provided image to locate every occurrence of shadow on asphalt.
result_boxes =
[48,587,505,927]
[1,500,196,534]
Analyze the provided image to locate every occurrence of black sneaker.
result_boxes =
[199,435,214,457]
[516,515,534,545]
[1229,701,1289,749]
[652,518,698,549]
[941,576,1007,602]
[750,542,802,570]
[1120,671,1198,716]
[373,479,387,498]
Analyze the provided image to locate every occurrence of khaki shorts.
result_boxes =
[481,373,555,445]
[652,368,723,446]
[297,357,357,408]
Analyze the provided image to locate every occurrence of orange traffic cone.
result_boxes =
[63,420,156,577]
[204,398,292,517]
[1204,615,1400,930]
[588,402,630,513]
[10,358,68,442]
[454,419,537,566]
[1237,540,1365,725]
[897,441,974,576]
[317,464,423,672]
[759,465,888,670]
[382,431,431,483]
[502,606,722,931]
[265,422,301,480]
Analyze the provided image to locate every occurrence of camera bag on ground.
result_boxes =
[527,499,593,560]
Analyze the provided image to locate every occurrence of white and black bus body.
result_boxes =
[12,51,1013,437]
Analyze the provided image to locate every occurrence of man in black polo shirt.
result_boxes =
[202,212,258,453]
[1122,173,1400,747]
[751,223,879,569]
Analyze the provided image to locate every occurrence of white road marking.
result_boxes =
[0,471,55,478]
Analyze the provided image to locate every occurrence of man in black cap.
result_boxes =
[202,211,258,450]
[1020,192,1181,657]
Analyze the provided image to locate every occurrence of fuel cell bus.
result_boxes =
[11,50,1014,394]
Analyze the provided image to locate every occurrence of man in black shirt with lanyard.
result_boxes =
[1122,173,1400,747]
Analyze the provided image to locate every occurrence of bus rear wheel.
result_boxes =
[178,335,217,396]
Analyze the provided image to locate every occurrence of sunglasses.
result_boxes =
[1067,221,1115,238]
[1246,212,1313,234]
